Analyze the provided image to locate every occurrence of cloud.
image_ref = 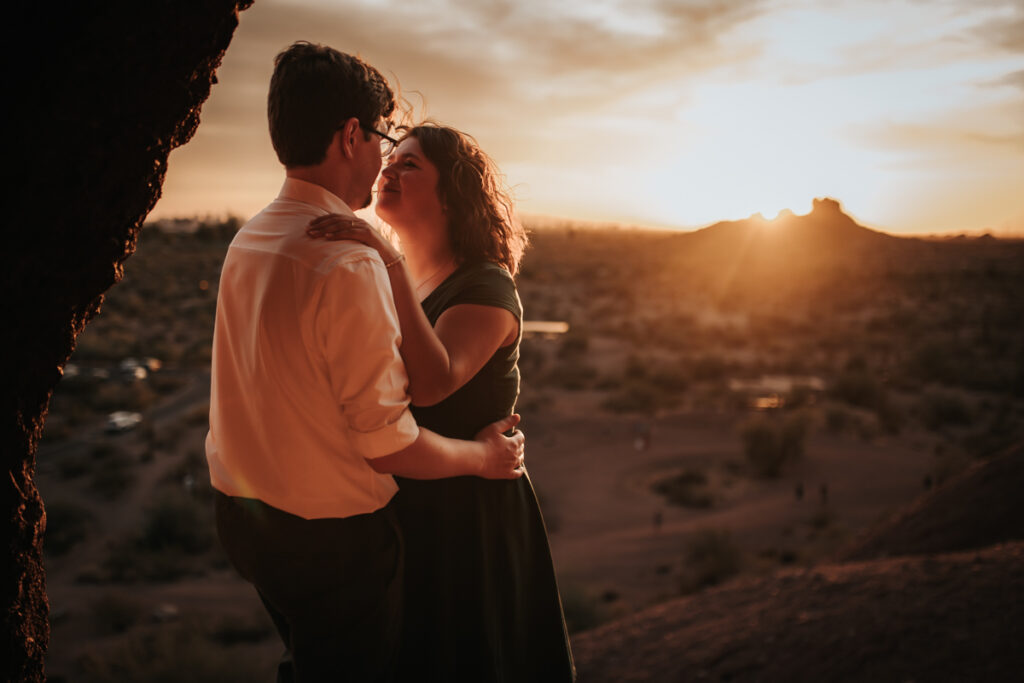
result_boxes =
[984,68,1024,89]
[229,0,769,116]
[848,106,1024,168]
[206,0,773,167]
[761,0,1024,87]
[967,0,1024,54]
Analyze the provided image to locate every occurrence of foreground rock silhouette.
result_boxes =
[573,444,1024,681]
[4,4,251,679]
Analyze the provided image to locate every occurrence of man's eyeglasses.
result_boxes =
[360,123,400,157]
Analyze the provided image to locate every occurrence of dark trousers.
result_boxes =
[215,491,404,683]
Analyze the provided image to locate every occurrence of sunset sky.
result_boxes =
[152,0,1024,235]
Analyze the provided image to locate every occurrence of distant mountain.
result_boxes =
[668,197,910,275]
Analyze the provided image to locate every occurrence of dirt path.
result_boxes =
[523,411,934,612]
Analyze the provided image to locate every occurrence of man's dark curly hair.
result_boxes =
[268,42,395,167]
[405,123,527,276]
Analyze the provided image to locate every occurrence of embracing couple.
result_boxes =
[205,41,575,682]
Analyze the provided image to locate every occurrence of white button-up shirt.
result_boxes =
[206,177,418,519]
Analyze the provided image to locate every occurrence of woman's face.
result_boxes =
[375,136,445,230]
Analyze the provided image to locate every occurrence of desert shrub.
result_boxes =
[960,400,1024,457]
[91,441,119,460]
[74,326,139,360]
[558,583,609,634]
[90,594,145,634]
[905,340,958,385]
[90,451,136,499]
[44,500,93,556]
[557,329,589,358]
[103,542,188,583]
[653,469,713,509]
[517,340,547,375]
[185,403,211,426]
[163,449,213,496]
[150,374,185,395]
[63,399,100,427]
[649,365,689,394]
[195,216,241,243]
[76,623,267,683]
[42,421,72,442]
[140,493,215,554]
[57,453,93,480]
[59,441,136,493]
[824,405,853,434]
[739,412,809,477]
[545,360,595,390]
[875,395,905,435]
[209,612,275,646]
[102,493,216,582]
[930,446,974,486]
[918,387,974,431]
[532,486,560,534]
[679,529,742,593]
[92,381,157,412]
[183,339,213,365]
[787,383,818,409]
[829,368,885,411]
[601,355,686,412]
[808,506,837,532]
[689,354,731,382]
[601,381,668,414]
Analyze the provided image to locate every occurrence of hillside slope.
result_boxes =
[572,542,1024,682]
[835,442,1024,562]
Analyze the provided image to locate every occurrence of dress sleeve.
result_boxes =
[444,262,523,321]
[314,253,419,459]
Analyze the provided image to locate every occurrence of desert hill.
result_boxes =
[572,542,1024,682]
[679,198,901,264]
[571,444,1024,681]
[528,198,1024,314]
[659,197,1024,282]
[835,441,1024,562]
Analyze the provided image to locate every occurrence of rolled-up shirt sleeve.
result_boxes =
[314,252,419,459]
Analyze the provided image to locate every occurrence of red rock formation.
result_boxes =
[4,3,251,680]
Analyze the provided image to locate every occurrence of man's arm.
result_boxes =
[368,414,524,480]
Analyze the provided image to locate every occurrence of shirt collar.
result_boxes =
[278,177,356,217]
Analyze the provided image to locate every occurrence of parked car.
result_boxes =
[106,411,143,433]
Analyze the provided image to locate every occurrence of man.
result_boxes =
[205,42,524,682]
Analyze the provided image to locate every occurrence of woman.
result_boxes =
[307,123,575,682]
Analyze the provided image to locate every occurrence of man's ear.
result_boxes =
[338,117,360,159]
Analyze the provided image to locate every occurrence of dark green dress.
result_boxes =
[392,261,576,683]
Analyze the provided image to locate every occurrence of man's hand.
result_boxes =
[474,414,525,480]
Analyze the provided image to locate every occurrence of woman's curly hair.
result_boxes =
[404,123,527,275]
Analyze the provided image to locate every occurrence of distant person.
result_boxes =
[205,43,525,683]
[633,420,652,451]
[307,123,575,681]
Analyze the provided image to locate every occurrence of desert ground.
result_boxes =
[35,207,1024,680]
